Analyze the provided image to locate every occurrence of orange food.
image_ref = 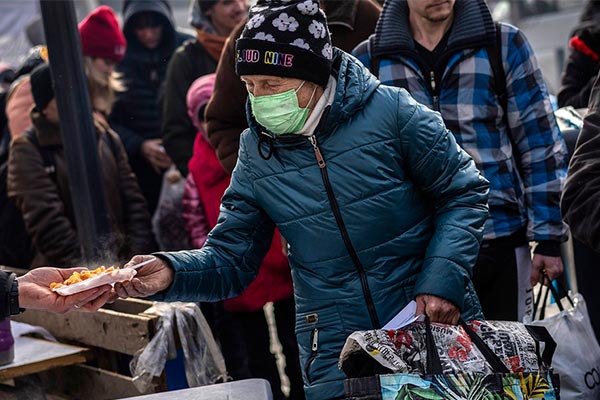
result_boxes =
[50,266,119,289]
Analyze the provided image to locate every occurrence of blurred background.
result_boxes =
[0,0,589,97]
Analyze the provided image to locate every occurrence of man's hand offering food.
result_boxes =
[18,267,113,313]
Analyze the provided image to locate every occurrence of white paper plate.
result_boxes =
[52,268,137,296]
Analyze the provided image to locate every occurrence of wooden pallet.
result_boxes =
[12,297,165,399]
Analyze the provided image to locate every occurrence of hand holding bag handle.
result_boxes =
[533,272,575,321]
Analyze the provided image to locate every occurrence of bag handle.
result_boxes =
[532,272,575,321]
[424,315,443,374]
[524,324,557,369]
[423,316,509,374]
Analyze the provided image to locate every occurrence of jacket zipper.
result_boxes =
[393,48,478,112]
[429,71,440,111]
[308,135,380,328]
[304,328,319,384]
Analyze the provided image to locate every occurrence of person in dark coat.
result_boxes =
[562,71,600,341]
[109,0,192,213]
[161,0,247,175]
[557,0,600,108]
[558,25,600,109]
[8,64,156,268]
[205,0,382,174]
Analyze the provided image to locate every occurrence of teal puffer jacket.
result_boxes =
[154,50,489,399]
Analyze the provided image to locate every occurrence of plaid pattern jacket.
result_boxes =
[353,0,568,242]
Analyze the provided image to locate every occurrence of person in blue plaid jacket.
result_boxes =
[354,0,568,322]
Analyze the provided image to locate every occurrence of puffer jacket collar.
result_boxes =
[122,0,176,55]
[371,0,496,58]
[246,48,380,149]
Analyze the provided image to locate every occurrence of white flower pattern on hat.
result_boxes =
[291,38,310,50]
[322,43,333,60]
[308,20,326,39]
[251,5,268,12]
[297,0,319,15]
[272,13,299,32]
[255,32,275,42]
[247,14,265,29]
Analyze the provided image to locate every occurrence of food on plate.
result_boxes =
[49,266,119,289]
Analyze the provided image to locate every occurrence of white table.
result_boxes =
[121,379,273,400]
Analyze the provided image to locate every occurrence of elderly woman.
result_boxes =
[111,1,489,398]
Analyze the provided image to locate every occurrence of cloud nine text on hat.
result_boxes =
[237,49,294,68]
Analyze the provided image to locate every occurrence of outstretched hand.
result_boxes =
[113,255,174,300]
[17,267,112,313]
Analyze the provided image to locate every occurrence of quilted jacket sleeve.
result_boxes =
[150,138,274,302]
[397,91,490,310]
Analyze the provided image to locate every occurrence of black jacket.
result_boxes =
[558,25,600,108]
[161,39,218,176]
[110,0,192,212]
[562,72,600,251]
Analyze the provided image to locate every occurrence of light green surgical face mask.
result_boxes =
[248,81,316,135]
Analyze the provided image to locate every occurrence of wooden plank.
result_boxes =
[0,337,89,381]
[13,308,156,355]
[41,364,157,400]
[105,298,154,315]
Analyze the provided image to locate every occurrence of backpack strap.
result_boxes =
[486,21,508,115]
[486,21,523,175]
[367,36,381,78]
[23,129,57,181]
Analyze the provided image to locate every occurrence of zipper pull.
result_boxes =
[311,328,319,352]
[308,135,326,169]
[430,70,436,92]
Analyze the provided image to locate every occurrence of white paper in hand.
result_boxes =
[382,300,420,330]
[52,268,137,296]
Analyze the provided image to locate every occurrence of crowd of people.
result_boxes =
[0,0,599,399]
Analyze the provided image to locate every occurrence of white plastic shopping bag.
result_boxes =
[526,285,600,399]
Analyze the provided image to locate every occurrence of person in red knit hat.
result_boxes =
[78,6,126,117]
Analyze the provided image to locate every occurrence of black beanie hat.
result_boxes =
[235,0,333,86]
[30,63,54,111]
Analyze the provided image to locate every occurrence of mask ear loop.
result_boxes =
[302,84,318,110]
[295,80,307,93]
